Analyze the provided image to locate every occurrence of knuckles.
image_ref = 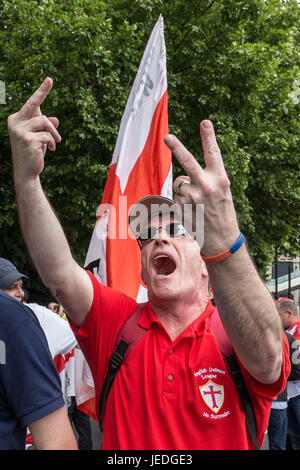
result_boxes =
[23,133,35,146]
[206,144,221,158]
[217,174,231,189]
[7,113,17,132]
[25,97,35,110]
[40,115,49,125]
[8,123,27,142]
[174,172,231,203]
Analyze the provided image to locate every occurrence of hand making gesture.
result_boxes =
[164,121,240,257]
[8,77,61,180]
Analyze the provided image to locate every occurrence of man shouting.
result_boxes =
[8,78,290,449]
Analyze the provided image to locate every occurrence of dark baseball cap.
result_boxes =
[0,258,28,289]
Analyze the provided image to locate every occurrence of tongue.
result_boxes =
[155,257,176,276]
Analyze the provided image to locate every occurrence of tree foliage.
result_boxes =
[0,0,299,297]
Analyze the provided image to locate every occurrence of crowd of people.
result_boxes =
[0,77,299,450]
[0,259,77,449]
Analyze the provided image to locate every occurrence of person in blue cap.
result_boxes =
[0,258,78,449]
[0,258,28,302]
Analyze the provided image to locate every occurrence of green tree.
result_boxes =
[0,0,142,297]
[0,0,299,299]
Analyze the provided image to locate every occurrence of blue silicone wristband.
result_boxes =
[229,232,245,255]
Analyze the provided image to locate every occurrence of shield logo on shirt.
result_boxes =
[199,380,224,414]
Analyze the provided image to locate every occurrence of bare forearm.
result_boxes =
[8,78,93,326]
[208,244,282,383]
[14,174,75,291]
[165,122,283,383]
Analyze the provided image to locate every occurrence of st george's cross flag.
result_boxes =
[84,15,172,302]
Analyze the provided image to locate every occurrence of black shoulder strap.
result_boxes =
[226,354,260,450]
[209,308,260,450]
[98,303,148,431]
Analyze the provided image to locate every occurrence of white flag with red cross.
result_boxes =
[79,16,172,420]
[84,15,172,302]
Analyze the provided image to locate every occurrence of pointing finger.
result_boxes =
[18,77,53,120]
[164,134,204,183]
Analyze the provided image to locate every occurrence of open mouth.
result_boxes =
[153,254,177,276]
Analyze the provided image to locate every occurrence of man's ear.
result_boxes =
[287,310,295,321]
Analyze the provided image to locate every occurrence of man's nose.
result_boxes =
[154,227,171,246]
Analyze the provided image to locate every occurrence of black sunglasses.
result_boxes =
[137,222,187,248]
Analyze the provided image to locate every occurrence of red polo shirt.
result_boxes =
[70,272,290,450]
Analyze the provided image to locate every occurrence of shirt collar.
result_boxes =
[138,300,214,336]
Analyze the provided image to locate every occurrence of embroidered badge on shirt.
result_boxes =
[199,380,224,414]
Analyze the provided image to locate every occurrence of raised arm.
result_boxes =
[164,120,283,384]
[8,78,92,326]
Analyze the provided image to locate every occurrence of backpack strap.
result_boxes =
[98,302,148,431]
[209,307,260,450]
[209,307,234,357]
[226,354,260,450]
